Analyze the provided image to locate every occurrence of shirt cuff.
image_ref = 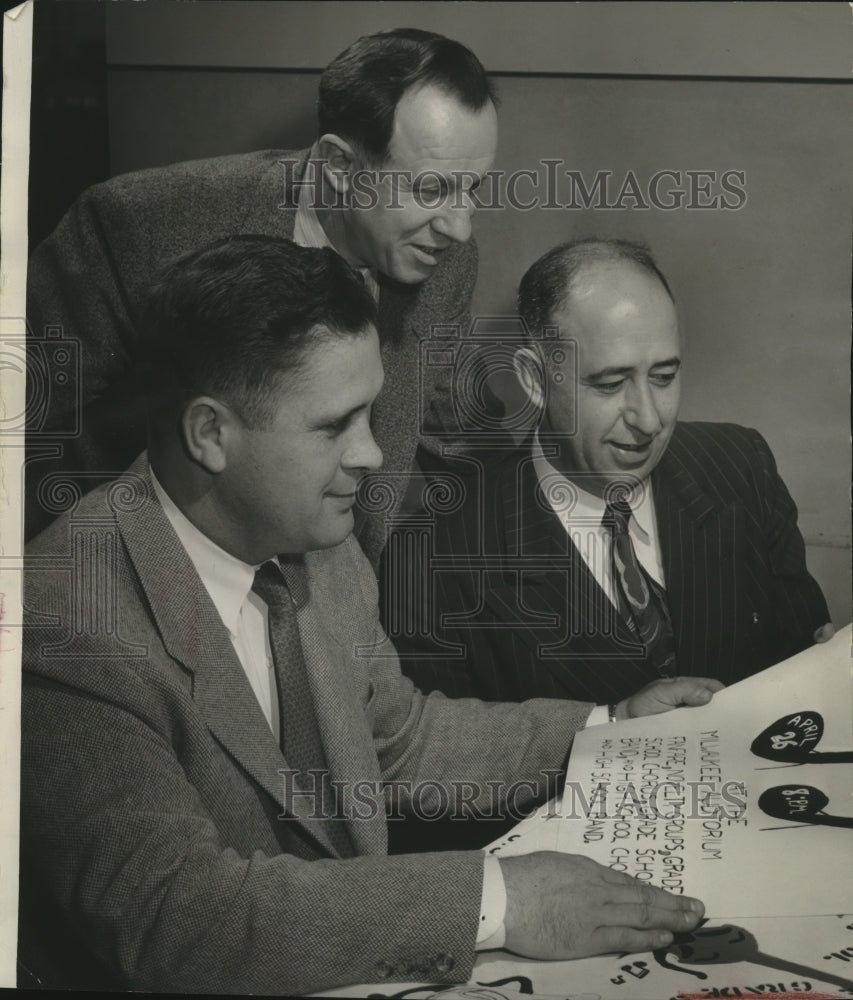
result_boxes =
[476,703,610,951]
[475,854,507,950]
[586,703,610,727]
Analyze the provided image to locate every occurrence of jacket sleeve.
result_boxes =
[25,181,149,539]
[20,667,485,995]
[20,528,586,996]
[747,427,831,662]
[348,536,590,813]
[28,181,141,414]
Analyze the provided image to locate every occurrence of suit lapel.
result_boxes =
[482,454,636,655]
[117,458,339,857]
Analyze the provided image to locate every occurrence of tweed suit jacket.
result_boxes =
[382,422,830,703]
[19,456,589,994]
[25,150,478,563]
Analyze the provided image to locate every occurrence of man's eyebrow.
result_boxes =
[584,365,634,381]
[423,171,482,190]
[650,357,681,370]
[584,357,681,380]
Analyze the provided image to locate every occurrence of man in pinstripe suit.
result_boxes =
[382,238,831,704]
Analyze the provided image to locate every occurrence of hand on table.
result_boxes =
[615,676,724,721]
[500,851,704,960]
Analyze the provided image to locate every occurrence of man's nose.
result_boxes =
[343,423,383,472]
[623,381,663,436]
[430,196,474,244]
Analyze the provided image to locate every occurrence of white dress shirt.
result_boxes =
[151,470,281,742]
[531,431,666,600]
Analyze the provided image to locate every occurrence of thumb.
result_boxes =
[671,676,725,706]
[814,623,835,644]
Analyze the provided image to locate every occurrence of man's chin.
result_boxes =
[600,459,661,499]
[389,266,431,286]
[316,513,356,551]
[386,251,437,285]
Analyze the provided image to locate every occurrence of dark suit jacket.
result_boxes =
[25,150,477,564]
[381,422,830,703]
[19,457,588,994]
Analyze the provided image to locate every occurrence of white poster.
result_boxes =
[489,625,853,918]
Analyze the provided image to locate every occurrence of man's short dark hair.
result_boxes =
[138,235,377,427]
[318,27,496,164]
[518,237,674,341]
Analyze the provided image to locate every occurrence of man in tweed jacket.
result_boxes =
[383,238,831,703]
[25,29,496,566]
[19,238,713,994]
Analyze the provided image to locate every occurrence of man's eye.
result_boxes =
[322,419,348,437]
[650,371,679,387]
[415,181,449,201]
[594,380,625,394]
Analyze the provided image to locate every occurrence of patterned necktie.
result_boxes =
[604,499,677,677]
[251,559,351,856]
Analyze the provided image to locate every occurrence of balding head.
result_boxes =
[518,238,673,342]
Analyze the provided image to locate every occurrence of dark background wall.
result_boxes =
[28,1,852,627]
[28,0,108,248]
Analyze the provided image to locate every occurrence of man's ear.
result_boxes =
[316,133,360,198]
[180,396,235,474]
[513,346,546,410]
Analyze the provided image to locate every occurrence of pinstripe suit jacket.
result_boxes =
[24,150,477,565]
[382,422,829,703]
[19,456,587,994]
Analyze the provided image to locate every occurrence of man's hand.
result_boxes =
[500,852,704,960]
[615,676,724,721]
[814,623,835,644]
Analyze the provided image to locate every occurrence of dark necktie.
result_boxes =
[604,499,677,677]
[251,559,352,856]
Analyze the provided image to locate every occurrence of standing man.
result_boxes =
[20,237,713,994]
[25,28,498,564]
[383,238,831,702]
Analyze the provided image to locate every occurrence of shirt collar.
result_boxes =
[293,164,379,301]
[150,466,257,636]
[531,430,655,541]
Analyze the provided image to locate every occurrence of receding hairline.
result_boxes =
[355,81,498,165]
[317,28,497,164]
[518,238,677,349]
[519,256,681,374]
[553,257,676,321]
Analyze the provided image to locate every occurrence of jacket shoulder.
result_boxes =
[669,421,770,467]
[665,421,776,500]
[49,149,305,258]
[86,149,303,203]
[671,420,764,449]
